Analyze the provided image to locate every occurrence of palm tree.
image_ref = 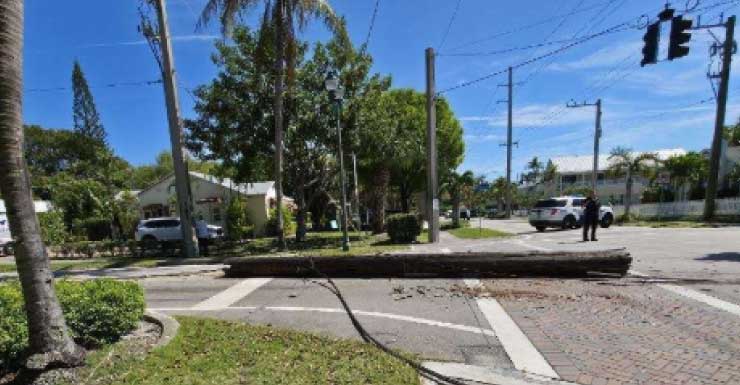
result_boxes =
[607,147,659,219]
[527,157,542,183]
[199,0,337,249]
[0,0,83,370]
[444,170,475,228]
[542,160,558,183]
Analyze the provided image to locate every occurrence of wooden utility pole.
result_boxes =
[705,15,735,220]
[154,0,199,257]
[566,98,602,194]
[425,48,439,243]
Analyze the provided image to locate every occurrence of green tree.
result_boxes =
[0,0,83,370]
[199,0,339,249]
[662,152,708,201]
[72,61,106,143]
[542,160,558,183]
[443,170,475,228]
[607,147,659,218]
[224,196,253,240]
[526,157,543,183]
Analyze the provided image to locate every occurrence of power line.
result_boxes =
[437,23,633,94]
[26,79,163,93]
[360,0,380,53]
[446,0,615,52]
[438,0,463,51]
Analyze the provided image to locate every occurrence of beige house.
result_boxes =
[136,172,288,236]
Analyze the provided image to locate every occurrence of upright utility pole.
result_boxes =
[154,0,198,257]
[705,15,735,220]
[506,67,513,219]
[566,99,603,194]
[351,152,360,222]
[497,67,515,218]
[425,48,439,243]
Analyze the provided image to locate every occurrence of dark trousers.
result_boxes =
[583,216,598,241]
[198,238,210,257]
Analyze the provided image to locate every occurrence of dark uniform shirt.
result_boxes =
[584,197,600,220]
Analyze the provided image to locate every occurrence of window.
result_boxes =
[534,199,567,208]
[572,199,585,206]
[212,207,222,222]
[561,175,577,184]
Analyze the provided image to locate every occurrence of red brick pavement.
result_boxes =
[482,279,740,385]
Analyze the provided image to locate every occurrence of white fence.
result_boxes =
[612,197,740,218]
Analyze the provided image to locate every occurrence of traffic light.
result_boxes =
[668,16,692,60]
[641,22,660,67]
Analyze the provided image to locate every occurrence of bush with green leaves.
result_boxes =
[0,280,145,373]
[386,214,421,244]
[265,206,296,237]
[38,210,68,245]
[73,216,112,241]
[225,196,254,240]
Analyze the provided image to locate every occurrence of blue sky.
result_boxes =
[23,0,740,179]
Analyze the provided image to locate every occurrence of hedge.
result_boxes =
[0,280,145,374]
[386,214,421,244]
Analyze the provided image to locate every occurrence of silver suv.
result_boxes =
[529,196,614,232]
[135,217,223,246]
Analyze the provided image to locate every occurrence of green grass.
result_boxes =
[0,257,163,274]
[67,317,420,385]
[447,226,512,239]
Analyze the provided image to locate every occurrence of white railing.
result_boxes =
[612,197,740,217]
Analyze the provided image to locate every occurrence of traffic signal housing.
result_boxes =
[641,22,660,67]
[668,16,692,60]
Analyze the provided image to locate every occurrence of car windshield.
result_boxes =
[534,199,567,208]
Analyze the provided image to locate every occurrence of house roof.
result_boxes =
[188,172,276,197]
[550,148,687,174]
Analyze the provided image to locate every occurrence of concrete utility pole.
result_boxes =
[425,48,439,243]
[154,0,199,257]
[705,15,735,220]
[497,67,515,218]
[566,99,602,194]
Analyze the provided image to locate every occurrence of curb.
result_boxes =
[143,310,180,348]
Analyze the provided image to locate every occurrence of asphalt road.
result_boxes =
[135,221,740,383]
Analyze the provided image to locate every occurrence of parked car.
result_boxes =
[0,217,12,256]
[135,217,223,247]
[528,196,614,232]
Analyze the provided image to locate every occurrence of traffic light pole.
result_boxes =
[704,15,735,220]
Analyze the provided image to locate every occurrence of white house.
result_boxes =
[136,172,291,236]
[532,148,687,205]
[0,199,53,246]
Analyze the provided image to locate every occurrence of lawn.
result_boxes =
[67,317,420,385]
[0,257,162,274]
[447,226,511,239]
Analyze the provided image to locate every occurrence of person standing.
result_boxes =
[195,218,210,257]
[582,192,601,242]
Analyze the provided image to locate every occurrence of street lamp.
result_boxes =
[325,71,350,251]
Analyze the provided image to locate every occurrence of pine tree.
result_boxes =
[72,61,106,143]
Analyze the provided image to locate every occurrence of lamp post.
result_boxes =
[325,71,350,251]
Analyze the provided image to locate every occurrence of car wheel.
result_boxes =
[601,214,613,228]
[562,216,576,229]
[535,226,546,232]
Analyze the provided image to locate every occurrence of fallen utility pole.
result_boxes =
[425,48,439,243]
[154,0,199,257]
[704,15,735,220]
[566,98,602,194]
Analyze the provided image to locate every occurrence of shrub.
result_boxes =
[266,206,296,237]
[386,214,421,244]
[73,217,112,241]
[225,196,254,241]
[0,280,145,373]
[38,210,68,245]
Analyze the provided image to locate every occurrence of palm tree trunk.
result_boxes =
[0,0,83,370]
[273,0,286,249]
[370,166,389,234]
[295,178,307,242]
[452,193,460,228]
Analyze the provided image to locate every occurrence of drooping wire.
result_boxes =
[360,0,380,54]
[437,0,463,51]
[26,79,163,93]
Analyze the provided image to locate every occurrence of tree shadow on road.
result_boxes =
[696,252,740,262]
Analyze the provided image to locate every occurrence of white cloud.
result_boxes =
[464,133,506,142]
[549,41,641,71]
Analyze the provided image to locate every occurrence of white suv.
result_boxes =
[528,196,614,232]
[135,217,223,246]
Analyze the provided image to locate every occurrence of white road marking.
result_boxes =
[441,247,452,254]
[191,278,272,310]
[658,284,740,317]
[150,306,497,337]
[629,270,649,277]
[463,279,559,379]
[513,239,552,252]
